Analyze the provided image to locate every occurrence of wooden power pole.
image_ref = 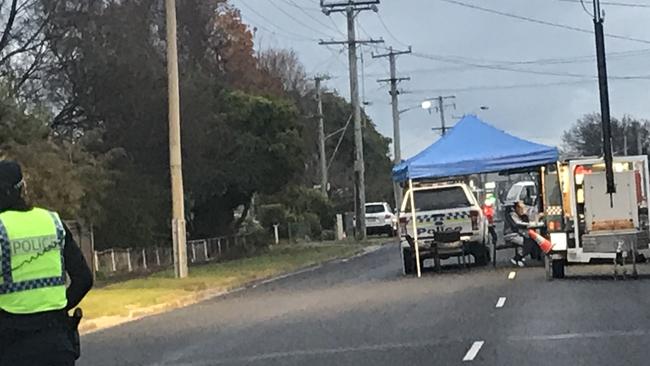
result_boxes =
[165,0,188,278]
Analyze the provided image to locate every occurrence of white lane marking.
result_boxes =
[496,297,507,308]
[185,339,460,365]
[509,329,650,342]
[463,341,484,362]
[508,271,516,279]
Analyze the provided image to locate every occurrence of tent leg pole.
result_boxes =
[409,179,422,278]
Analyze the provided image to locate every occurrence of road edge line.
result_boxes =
[80,241,390,335]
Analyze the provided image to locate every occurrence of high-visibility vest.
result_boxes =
[0,208,67,314]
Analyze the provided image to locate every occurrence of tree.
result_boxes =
[42,1,307,245]
[18,0,394,249]
[0,82,112,225]
[562,113,650,157]
[185,91,304,238]
[0,0,52,99]
[258,48,394,212]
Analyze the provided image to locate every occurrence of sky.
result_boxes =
[229,0,650,159]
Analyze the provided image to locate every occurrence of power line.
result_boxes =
[281,0,345,35]
[558,0,650,8]
[333,46,650,79]
[376,13,409,48]
[412,51,650,79]
[280,0,323,12]
[310,47,347,75]
[439,0,650,44]
[370,42,650,67]
[238,1,319,42]
[272,0,337,37]
[399,47,650,74]
[579,0,595,16]
[407,77,650,94]
[411,51,597,78]
[251,22,318,43]
[324,45,350,68]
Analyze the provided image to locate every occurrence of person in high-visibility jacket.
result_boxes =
[0,161,93,366]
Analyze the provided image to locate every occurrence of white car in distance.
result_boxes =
[365,202,397,236]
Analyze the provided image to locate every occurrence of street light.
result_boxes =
[398,105,421,115]
[421,96,455,135]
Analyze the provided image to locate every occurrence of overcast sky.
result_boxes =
[229,0,650,159]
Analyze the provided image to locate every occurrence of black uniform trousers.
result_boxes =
[0,312,76,366]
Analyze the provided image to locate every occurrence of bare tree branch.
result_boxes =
[0,14,48,66]
[0,0,19,53]
[13,40,45,92]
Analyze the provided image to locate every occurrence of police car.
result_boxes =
[399,182,490,274]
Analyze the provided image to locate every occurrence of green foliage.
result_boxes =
[258,204,288,229]
[185,90,305,238]
[562,113,650,157]
[301,212,322,238]
[0,0,394,251]
[0,83,112,225]
[0,87,49,146]
[263,186,336,229]
[93,166,169,249]
[4,140,112,224]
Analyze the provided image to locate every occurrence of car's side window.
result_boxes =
[519,188,528,201]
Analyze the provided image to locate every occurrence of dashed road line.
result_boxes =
[496,297,507,308]
[508,271,516,279]
[462,341,484,362]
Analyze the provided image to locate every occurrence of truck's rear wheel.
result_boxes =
[403,248,415,275]
[551,259,565,279]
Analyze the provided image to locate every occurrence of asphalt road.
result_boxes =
[80,242,650,366]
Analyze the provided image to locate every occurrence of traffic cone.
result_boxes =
[528,230,553,254]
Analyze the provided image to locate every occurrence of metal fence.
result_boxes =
[94,234,252,276]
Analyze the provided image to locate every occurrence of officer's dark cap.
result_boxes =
[0,160,23,187]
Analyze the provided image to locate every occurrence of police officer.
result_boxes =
[0,161,93,365]
[504,200,544,267]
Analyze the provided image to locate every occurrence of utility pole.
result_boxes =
[623,122,628,156]
[315,76,329,197]
[427,95,455,135]
[165,0,188,278]
[320,0,383,240]
[592,0,615,195]
[373,46,411,210]
[438,96,447,135]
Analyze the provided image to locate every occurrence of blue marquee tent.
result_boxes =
[392,115,559,182]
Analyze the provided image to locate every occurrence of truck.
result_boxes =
[542,155,650,279]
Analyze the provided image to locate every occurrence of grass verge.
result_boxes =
[80,243,370,321]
